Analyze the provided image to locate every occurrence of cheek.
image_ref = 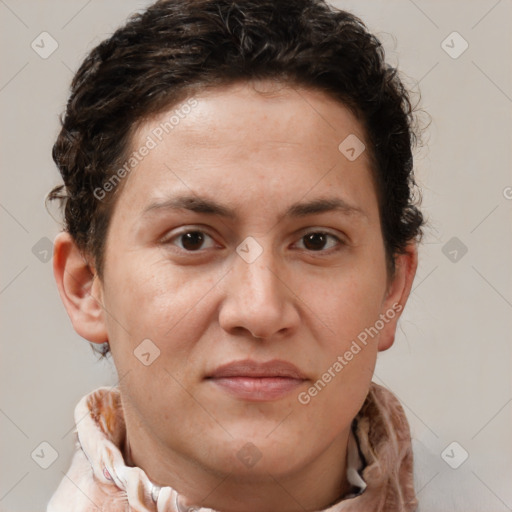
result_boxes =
[102,252,219,363]
[298,258,387,350]
[297,274,381,424]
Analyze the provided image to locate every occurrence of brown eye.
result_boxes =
[180,231,206,251]
[297,231,343,253]
[164,230,217,252]
[303,233,327,251]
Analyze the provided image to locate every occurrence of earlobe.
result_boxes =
[53,232,108,344]
[377,243,418,352]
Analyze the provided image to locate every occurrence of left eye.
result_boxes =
[295,232,342,252]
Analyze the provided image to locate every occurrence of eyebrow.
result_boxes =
[141,194,367,221]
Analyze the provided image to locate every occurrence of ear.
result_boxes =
[377,243,418,352]
[53,232,108,344]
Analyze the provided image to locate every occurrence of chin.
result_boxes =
[207,434,308,477]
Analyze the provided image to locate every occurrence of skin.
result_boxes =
[54,80,417,512]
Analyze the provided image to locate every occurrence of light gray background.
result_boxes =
[1,1,511,511]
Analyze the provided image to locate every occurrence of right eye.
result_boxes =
[161,229,219,252]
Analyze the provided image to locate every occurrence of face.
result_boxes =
[90,81,406,483]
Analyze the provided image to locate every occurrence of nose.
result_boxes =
[218,245,300,340]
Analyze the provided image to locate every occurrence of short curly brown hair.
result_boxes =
[48,0,424,358]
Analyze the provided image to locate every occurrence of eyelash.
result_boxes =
[161,228,346,256]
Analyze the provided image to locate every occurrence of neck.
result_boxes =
[122,424,352,512]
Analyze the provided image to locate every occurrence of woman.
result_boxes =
[47,0,424,510]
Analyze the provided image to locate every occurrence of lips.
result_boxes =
[207,359,307,379]
[206,359,307,401]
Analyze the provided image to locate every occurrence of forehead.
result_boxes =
[115,81,377,220]
[139,81,366,153]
